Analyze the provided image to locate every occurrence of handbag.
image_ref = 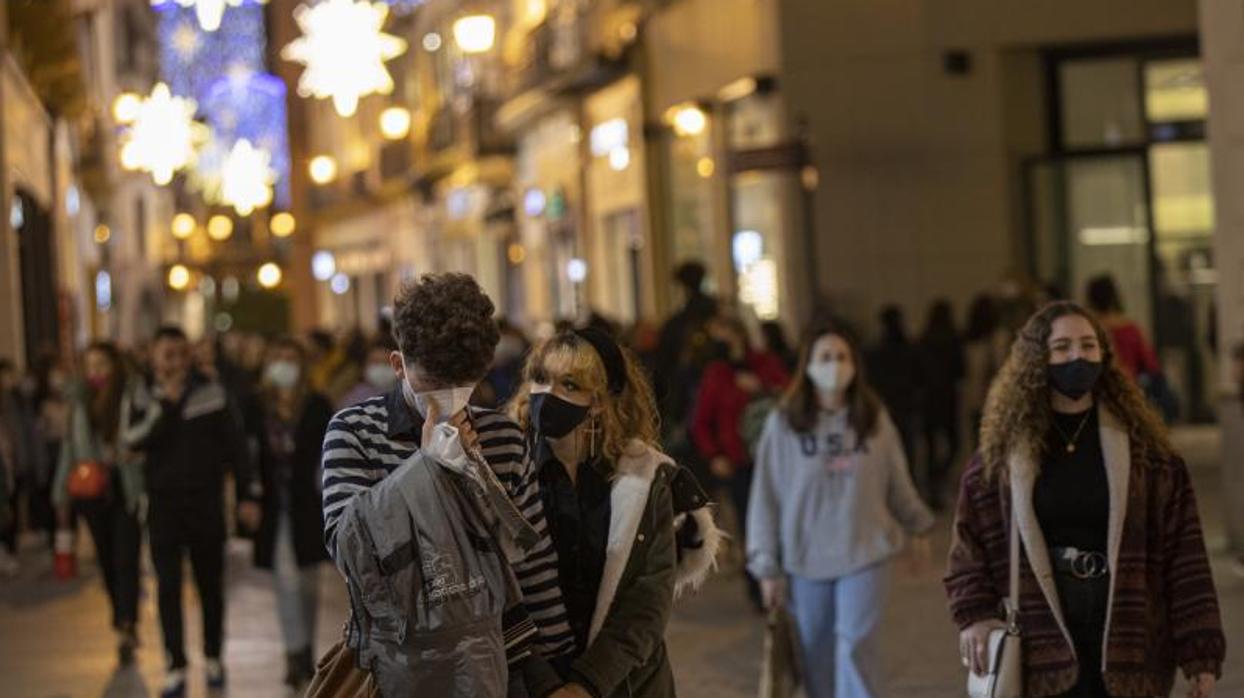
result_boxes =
[967,504,1022,698]
[758,604,803,698]
[305,639,380,698]
[66,460,110,501]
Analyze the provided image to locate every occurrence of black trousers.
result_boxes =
[75,479,141,630]
[1053,571,1111,698]
[923,412,960,509]
[148,493,226,669]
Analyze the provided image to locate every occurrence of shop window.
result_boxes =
[1059,58,1144,149]
[1144,59,1207,123]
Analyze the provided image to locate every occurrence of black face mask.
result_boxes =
[530,392,589,439]
[1048,359,1103,400]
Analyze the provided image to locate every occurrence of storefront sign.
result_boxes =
[727,141,806,174]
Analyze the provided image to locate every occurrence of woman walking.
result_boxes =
[511,327,720,697]
[250,337,333,690]
[748,318,934,698]
[51,342,145,666]
[945,301,1224,697]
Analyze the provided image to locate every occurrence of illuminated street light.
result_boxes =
[309,155,338,184]
[311,250,337,281]
[172,213,197,239]
[168,264,192,291]
[421,32,442,52]
[207,214,234,241]
[696,157,715,178]
[112,92,142,124]
[94,224,112,244]
[608,146,630,171]
[567,258,588,283]
[257,262,283,288]
[453,14,496,54]
[330,272,350,295]
[270,212,296,237]
[379,106,412,140]
[667,104,707,137]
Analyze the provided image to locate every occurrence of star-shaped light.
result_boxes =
[281,0,407,117]
[220,139,275,215]
[152,0,255,32]
[119,83,205,186]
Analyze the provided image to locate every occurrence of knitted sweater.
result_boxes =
[944,408,1225,697]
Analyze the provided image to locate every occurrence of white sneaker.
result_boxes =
[206,658,227,690]
[160,669,186,698]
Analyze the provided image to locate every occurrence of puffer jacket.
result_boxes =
[333,425,542,698]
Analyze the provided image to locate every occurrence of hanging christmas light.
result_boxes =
[282,0,407,117]
[151,0,266,33]
[119,83,205,186]
[220,139,276,215]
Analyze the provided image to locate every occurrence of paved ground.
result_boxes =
[1,426,1240,698]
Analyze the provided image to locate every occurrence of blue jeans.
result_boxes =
[273,511,320,654]
[789,563,891,698]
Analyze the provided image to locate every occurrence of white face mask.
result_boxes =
[265,360,301,390]
[402,377,475,424]
[364,363,398,390]
[807,360,853,393]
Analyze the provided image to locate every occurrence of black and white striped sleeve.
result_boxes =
[320,411,384,563]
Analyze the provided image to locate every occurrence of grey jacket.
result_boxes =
[747,408,934,581]
[334,426,541,698]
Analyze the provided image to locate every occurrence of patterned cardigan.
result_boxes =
[943,408,1225,697]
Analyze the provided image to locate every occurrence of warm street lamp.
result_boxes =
[207,214,234,241]
[309,155,338,184]
[172,213,197,239]
[270,212,296,237]
[379,106,412,140]
[257,262,283,288]
[453,14,496,54]
[667,104,707,137]
[168,264,192,291]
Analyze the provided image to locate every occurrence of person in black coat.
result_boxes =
[249,337,333,691]
[917,299,965,511]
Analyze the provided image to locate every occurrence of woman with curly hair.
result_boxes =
[945,301,1225,698]
[509,327,721,698]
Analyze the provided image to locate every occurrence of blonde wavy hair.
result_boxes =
[508,331,660,464]
[978,301,1171,481]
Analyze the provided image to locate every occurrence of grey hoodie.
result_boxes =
[747,408,934,581]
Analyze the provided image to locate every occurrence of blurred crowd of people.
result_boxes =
[0,260,1214,698]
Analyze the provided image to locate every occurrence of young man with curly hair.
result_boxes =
[320,273,573,694]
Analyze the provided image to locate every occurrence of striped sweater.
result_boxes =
[321,387,576,658]
[945,442,1225,697]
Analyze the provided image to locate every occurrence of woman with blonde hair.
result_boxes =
[510,327,720,698]
[945,301,1224,698]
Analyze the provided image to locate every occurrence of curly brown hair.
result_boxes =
[978,301,1171,480]
[508,332,660,464]
[392,273,499,384]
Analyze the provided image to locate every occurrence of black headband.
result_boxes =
[574,327,628,396]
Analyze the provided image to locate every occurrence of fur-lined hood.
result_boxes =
[587,440,723,644]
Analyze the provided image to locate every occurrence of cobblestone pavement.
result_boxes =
[1,427,1240,697]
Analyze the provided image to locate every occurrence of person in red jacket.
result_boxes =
[690,311,788,609]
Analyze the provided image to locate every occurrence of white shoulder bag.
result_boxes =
[967,505,1022,698]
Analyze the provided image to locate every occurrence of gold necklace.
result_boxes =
[1051,411,1093,454]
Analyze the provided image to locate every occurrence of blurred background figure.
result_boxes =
[337,336,399,410]
[760,320,798,372]
[0,359,22,576]
[916,299,964,511]
[691,310,789,610]
[478,318,530,409]
[51,341,144,667]
[248,337,333,692]
[1086,274,1178,421]
[866,305,923,480]
[654,261,718,440]
[961,294,1010,449]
